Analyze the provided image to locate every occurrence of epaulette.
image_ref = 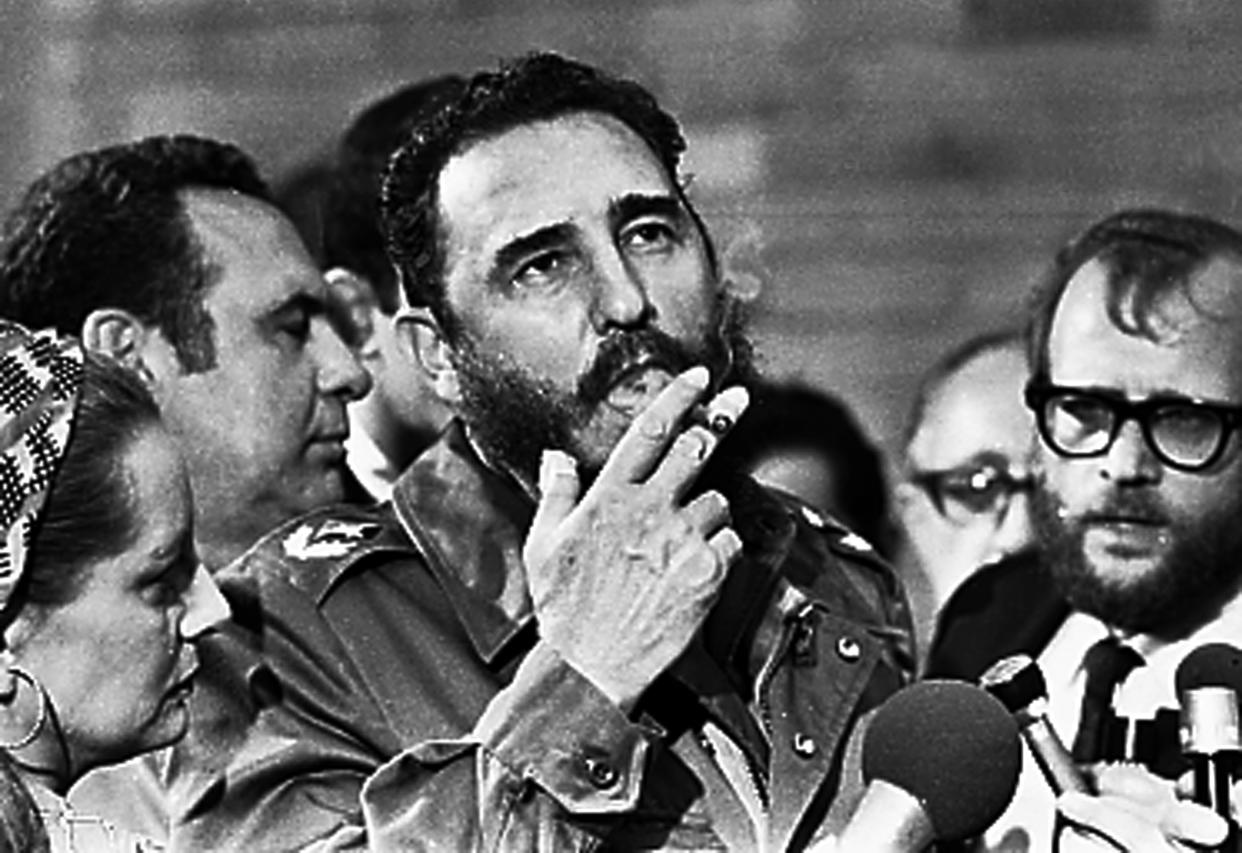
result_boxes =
[242,502,422,605]
[776,492,885,565]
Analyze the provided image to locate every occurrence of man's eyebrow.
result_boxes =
[492,222,577,279]
[608,193,685,230]
[267,289,326,318]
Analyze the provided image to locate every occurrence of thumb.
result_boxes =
[524,450,580,567]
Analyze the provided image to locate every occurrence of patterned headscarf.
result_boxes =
[0,322,83,613]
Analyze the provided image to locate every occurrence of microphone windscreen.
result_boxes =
[863,679,1021,842]
[1176,643,1242,696]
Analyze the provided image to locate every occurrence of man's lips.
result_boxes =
[309,426,349,457]
[1080,509,1172,556]
[601,364,674,414]
[1082,510,1169,528]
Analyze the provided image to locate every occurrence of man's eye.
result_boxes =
[622,220,677,253]
[278,313,312,342]
[940,474,1005,514]
[513,252,573,290]
[147,561,193,607]
[1058,396,1111,430]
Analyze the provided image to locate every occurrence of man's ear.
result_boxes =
[324,267,379,357]
[80,308,159,386]
[395,308,461,406]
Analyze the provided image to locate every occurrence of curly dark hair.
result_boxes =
[0,135,272,372]
[381,51,717,335]
[1027,208,1242,379]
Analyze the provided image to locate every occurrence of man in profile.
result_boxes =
[168,52,913,850]
[0,134,371,570]
[0,133,371,838]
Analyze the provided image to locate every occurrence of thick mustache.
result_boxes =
[576,330,698,405]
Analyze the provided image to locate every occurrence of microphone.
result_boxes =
[834,679,1022,851]
[980,653,1091,795]
[1176,642,1242,697]
[1176,643,1242,846]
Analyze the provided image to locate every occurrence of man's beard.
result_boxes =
[448,296,755,489]
[1032,479,1242,639]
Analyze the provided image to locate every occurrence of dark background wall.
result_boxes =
[4,0,1242,472]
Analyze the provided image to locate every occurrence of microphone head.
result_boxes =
[980,653,1048,713]
[863,679,1022,842]
[1176,643,1242,696]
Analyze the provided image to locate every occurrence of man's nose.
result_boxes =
[1101,419,1162,485]
[314,316,372,401]
[589,250,652,331]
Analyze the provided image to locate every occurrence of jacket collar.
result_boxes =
[388,422,803,684]
[390,421,536,666]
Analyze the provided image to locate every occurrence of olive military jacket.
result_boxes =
[167,422,913,851]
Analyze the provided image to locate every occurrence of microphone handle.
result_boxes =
[834,778,935,852]
[1190,752,1239,852]
[1018,714,1092,795]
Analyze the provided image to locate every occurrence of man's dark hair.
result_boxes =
[381,51,716,334]
[717,379,896,557]
[1027,208,1242,379]
[17,352,162,611]
[323,76,466,315]
[901,327,1026,454]
[0,135,273,372]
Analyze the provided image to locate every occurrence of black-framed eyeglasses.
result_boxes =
[908,461,1035,526]
[1023,380,1242,473]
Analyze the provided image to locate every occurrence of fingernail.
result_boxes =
[539,450,572,489]
[681,366,710,389]
[717,386,750,411]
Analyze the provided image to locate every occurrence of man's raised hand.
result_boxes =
[523,365,749,712]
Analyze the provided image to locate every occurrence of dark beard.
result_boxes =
[1031,479,1242,639]
[449,297,755,488]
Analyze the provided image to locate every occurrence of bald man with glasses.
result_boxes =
[895,329,1041,655]
[949,209,1242,852]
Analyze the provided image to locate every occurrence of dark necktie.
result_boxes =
[1071,637,1145,764]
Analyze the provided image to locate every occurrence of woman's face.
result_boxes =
[8,425,229,773]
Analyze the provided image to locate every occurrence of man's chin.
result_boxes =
[292,467,347,510]
[1080,541,1165,586]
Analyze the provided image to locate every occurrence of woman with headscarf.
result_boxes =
[0,322,229,851]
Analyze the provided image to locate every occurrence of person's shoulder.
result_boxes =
[750,483,914,657]
[759,486,900,596]
[224,501,423,606]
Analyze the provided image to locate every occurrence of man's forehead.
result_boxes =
[912,355,1033,469]
[1055,255,1242,349]
[181,187,324,305]
[181,187,279,244]
[1050,255,1242,397]
[436,112,676,245]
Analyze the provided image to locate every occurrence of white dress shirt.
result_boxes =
[982,592,1242,851]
